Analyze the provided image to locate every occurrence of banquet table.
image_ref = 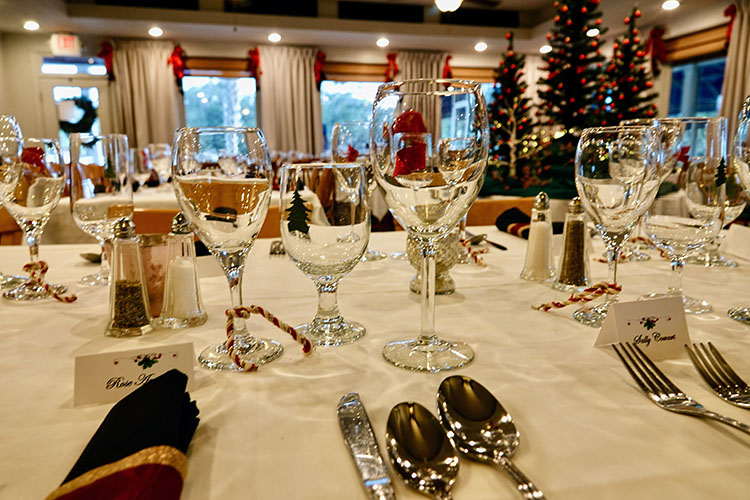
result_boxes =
[1,227,750,499]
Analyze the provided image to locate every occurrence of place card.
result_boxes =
[595,297,690,359]
[722,224,750,262]
[74,343,195,406]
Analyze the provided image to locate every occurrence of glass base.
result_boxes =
[687,252,738,268]
[390,251,407,261]
[728,307,750,325]
[604,248,650,263]
[362,249,387,262]
[382,337,474,372]
[198,336,283,371]
[159,312,208,329]
[640,292,712,314]
[297,319,366,346]
[573,301,610,328]
[1,273,27,289]
[3,281,68,301]
[79,271,110,286]
[410,272,455,295]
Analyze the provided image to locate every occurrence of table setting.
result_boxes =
[1,87,750,500]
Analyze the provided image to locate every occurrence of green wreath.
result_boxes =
[59,97,98,135]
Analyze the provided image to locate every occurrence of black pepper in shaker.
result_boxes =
[552,197,590,292]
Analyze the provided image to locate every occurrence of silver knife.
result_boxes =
[337,393,397,500]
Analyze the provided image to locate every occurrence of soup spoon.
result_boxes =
[386,401,460,500]
[437,376,546,499]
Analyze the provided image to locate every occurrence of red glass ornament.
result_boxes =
[505,32,512,39]
[623,39,630,45]
[624,17,630,24]
[566,19,572,26]
[581,6,588,13]
[596,18,602,25]
[635,9,641,17]
[561,5,568,12]
[555,15,560,22]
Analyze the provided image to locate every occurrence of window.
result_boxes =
[183,76,257,129]
[668,57,726,118]
[320,80,381,150]
[40,56,107,76]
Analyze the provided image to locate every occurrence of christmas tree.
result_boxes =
[537,0,609,130]
[286,179,311,235]
[606,8,658,122]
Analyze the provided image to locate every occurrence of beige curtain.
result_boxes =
[397,50,445,81]
[258,46,323,155]
[720,0,750,142]
[111,39,184,150]
[522,54,544,105]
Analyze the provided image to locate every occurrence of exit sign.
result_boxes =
[50,34,81,56]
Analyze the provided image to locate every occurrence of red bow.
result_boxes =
[247,48,261,90]
[442,55,453,79]
[645,26,666,77]
[167,46,185,91]
[314,50,326,91]
[97,41,114,80]
[385,53,398,83]
[725,4,737,45]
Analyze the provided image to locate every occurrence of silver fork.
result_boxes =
[613,342,750,436]
[269,240,285,256]
[685,342,750,409]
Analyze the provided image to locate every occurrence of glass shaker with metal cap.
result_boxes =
[160,212,208,329]
[552,197,590,291]
[104,218,154,337]
[520,191,555,281]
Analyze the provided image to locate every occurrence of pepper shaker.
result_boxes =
[160,212,208,329]
[105,218,154,337]
[520,192,555,281]
[552,197,590,291]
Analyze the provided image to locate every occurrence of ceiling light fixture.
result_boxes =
[661,0,680,10]
[376,37,390,48]
[586,28,599,37]
[148,26,163,37]
[23,20,39,31]
[474,41,488,52]
[435,0,463,13]
[268,32,281,43]
[540,45,552,54]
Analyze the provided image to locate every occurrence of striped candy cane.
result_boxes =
[459,239,488,267]
[22,261,77,303]
[532,282,621,312]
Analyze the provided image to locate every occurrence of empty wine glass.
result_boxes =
[0,137,67,301]
[173,127,280,371]
[0,115,27,289]
[145,143,172,184]
[574,126,660,327]
[728,96,750,324]
[70,134,134,286]
[641,117,727,314]
[371,79,489,372]
[280,163,369,346]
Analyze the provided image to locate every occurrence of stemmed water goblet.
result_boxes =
[728,96,750,324]
[280,163,369,346]
[331,121,387,261]
[173,126,281,371]
[0,137,67,300]
[371,78,489,372]
[573,126,660,327]
[70,134,134,286]
[641,117,727,314]
[146,143,172,184]
[0,115,28,288]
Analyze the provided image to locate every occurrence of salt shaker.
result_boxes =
[105,218,154,337]
[160,213,207,329]
[520,192,555,281]
[552,197,590,291]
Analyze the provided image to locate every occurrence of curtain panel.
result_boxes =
[111,40,184,150]
[720,0,750,142]
[258,46,323,155]
[397,50,446,81]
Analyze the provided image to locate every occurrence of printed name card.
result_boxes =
[595,297,690,359]
[74,343,195,406]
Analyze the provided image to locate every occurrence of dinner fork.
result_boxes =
[612,342,750,436]
[685,342,750,409]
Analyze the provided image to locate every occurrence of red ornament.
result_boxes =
[618,113,623,119]
[632,86,639,92]
[645,81,654,88]
[570,97,576,103]
[591,41,598,48]
[635,9,642,17]
[554,15,560,22]
[634,37,641,43]
[565,36,570,43]
[580,78,586,84]
[579,54,585,60]
[505,32,512,39]
[647,109,655,117]
[623,38,631,45]
[546,34,552,40]
[613,43,619,49]
[581,7,588,13]
[561,5,568,12]
[578,108,584,114]
[566,19,572,26]
[624,17,631,24]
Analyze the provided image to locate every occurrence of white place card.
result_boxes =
[595,297,690,359]
[722,224,750,262]
[74,343,195,406]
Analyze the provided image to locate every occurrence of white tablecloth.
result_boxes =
[1,227,750,499]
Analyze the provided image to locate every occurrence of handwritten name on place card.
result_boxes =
[74,343,194,406]
[595,297,690,359]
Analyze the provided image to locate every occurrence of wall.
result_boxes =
[0,34,5,112]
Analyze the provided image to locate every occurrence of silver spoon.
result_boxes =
[437,376,546,500]
[386,401,460,500]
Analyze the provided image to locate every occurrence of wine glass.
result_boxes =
[573,126,660,327]
[371,79,489,372]
[641,117,727,314]
[0,137,67,301]
[145,143,172,184]
[280,163,369,346]
[173,127,281,371]
[331,121,387,262]
[70,134,134,286]
[0,115,28,289]
[728,96,750,324]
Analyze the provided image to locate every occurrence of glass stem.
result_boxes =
[218,250,248,337]
[605,245,621,304]
[419,238,437,343]
[26,232,39,264]
[667,258,685,297]
[99,240,110,278]
[316,282,341,322]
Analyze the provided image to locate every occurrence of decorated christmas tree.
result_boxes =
[606,8,658,122]
[286,179,311,235]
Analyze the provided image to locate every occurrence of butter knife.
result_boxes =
[337,393,396,500]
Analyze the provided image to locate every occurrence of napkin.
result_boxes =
[47,369,199,500]
[495,208,564,239]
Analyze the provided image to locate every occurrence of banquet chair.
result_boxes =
[131,207,282,238]
[0,207,22,245]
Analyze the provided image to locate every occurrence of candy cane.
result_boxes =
[532,282,621,312]
[459,239,488,267]
[22,261,77,303]
[225,305,313,372]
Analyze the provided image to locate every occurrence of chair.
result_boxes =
[0,207,22,245]
[131,207,281,239]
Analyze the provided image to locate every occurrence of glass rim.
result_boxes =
[280,162,366,170]
[0,136,59,145]
[377,78,482,96]
[332,121,371,126]
[175,126,264,135]
[653,116,728,125]
[582,125,656,134]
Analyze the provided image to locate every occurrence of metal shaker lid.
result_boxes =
[171,212,191,234]
[567,196,584,215]
[112,218,136,239]
[533,191,550,210]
